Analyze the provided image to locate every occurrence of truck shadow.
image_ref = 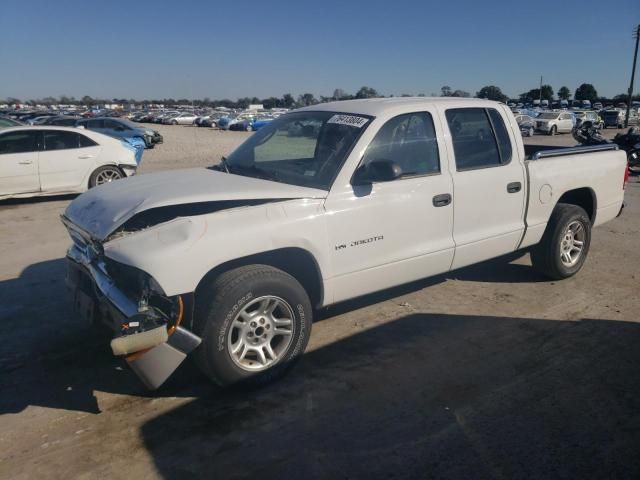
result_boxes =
[0,252,553,416]
[139,313,640,480]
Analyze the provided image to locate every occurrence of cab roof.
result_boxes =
[296,97,502,117]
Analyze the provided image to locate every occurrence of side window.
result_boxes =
[487,109,512,164]
[79,134,98,148]
[87,119,105,129]
[446,108,503,170]
[104,119,127,130]
[362,112,440,177]
[43,131,81,150]
[0,131,39,154]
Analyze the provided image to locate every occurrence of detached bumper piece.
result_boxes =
[64,229,201,389]
[126,327,201,389]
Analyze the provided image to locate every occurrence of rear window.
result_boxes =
[43,130,83,150]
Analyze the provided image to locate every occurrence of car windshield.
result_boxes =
[538,113,559,119]
[223,111,372,190]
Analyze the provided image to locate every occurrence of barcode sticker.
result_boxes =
[327,114,369,128]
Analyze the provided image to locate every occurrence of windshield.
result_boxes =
[223,111,371,190]
[538,113,560,119]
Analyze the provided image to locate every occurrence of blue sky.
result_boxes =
[1,0,638,100]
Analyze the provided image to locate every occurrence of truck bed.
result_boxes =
[524,143,618,160]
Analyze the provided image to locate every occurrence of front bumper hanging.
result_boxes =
[65,241,201,389]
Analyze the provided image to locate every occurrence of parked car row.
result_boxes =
[511,106,639,136]
[129,108,282,131]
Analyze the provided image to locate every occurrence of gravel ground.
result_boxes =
[0,124,639,479]
[139,124,251,173]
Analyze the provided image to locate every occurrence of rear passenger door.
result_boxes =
[440,106,526,269]
[38,130,101,191]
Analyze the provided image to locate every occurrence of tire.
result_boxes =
[89,165,124,188]
[528,127,534,137]
[171,120,178,125]
[549,125,557,136]
[530,203,592,280]
[246,124,252,132]
[194,265,313,387]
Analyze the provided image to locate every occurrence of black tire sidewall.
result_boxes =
[546,206,592,278]
[196,267,312,387]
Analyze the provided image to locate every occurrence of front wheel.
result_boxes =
[549,125,557,136]
[89,165,123,188]
[528,127,534,137]
[194,265,313,387]
[530,203,591,280]
[171,120,178,125]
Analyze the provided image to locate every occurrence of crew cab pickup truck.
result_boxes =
[62,98,627,389]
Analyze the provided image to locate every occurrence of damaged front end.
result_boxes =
[62,215,201,389]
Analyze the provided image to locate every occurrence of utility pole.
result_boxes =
[539,76,543,105]
[625,24,640,127]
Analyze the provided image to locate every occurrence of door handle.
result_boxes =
[78,154,94,159]
[507,182,522,193]
[18,160,33,165]
[432,193,452,207]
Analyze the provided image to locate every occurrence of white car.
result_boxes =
[62,98,626,390]
[535,111,574,135]
[165,113,198,125]
[0,126,140,200]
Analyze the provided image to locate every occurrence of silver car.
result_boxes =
[165,113,198,125]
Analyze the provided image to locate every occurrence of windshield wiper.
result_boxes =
[214,155,230,173]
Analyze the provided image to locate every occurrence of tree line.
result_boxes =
[4,84,638,109]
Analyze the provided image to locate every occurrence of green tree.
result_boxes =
[355,86,379,99]
[441,85,452,97]
[540,84,554,101]
[475,85,508,102]
[297,93,318,106]
[81,95,94,106]
[333,88,348,100]
[451,90,470,97]
[558,86,571,100]
[574,84,598,103]
[282,93,295,108]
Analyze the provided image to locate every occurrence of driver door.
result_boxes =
[324,110,455,303]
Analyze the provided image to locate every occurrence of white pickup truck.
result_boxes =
[62,98,627,389]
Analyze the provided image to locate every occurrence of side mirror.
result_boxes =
[352,159,403,185]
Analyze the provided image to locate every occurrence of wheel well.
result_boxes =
[195,248,324,308]
[556,188,596,222]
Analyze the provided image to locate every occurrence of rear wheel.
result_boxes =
[171,120,178,125]
[528,127,534,137]
[89,165,123,188]
[530,203,591,280]
[194,265,312,387]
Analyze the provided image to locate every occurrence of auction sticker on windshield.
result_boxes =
[327,114,369,128]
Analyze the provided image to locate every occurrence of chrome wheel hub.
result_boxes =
[95,169,122,185]
[559,220,585,267]
[228,296,294,372]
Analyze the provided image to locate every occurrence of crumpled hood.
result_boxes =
[64,168,327,241]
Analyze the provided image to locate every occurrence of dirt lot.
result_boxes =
[1,124,639,479]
